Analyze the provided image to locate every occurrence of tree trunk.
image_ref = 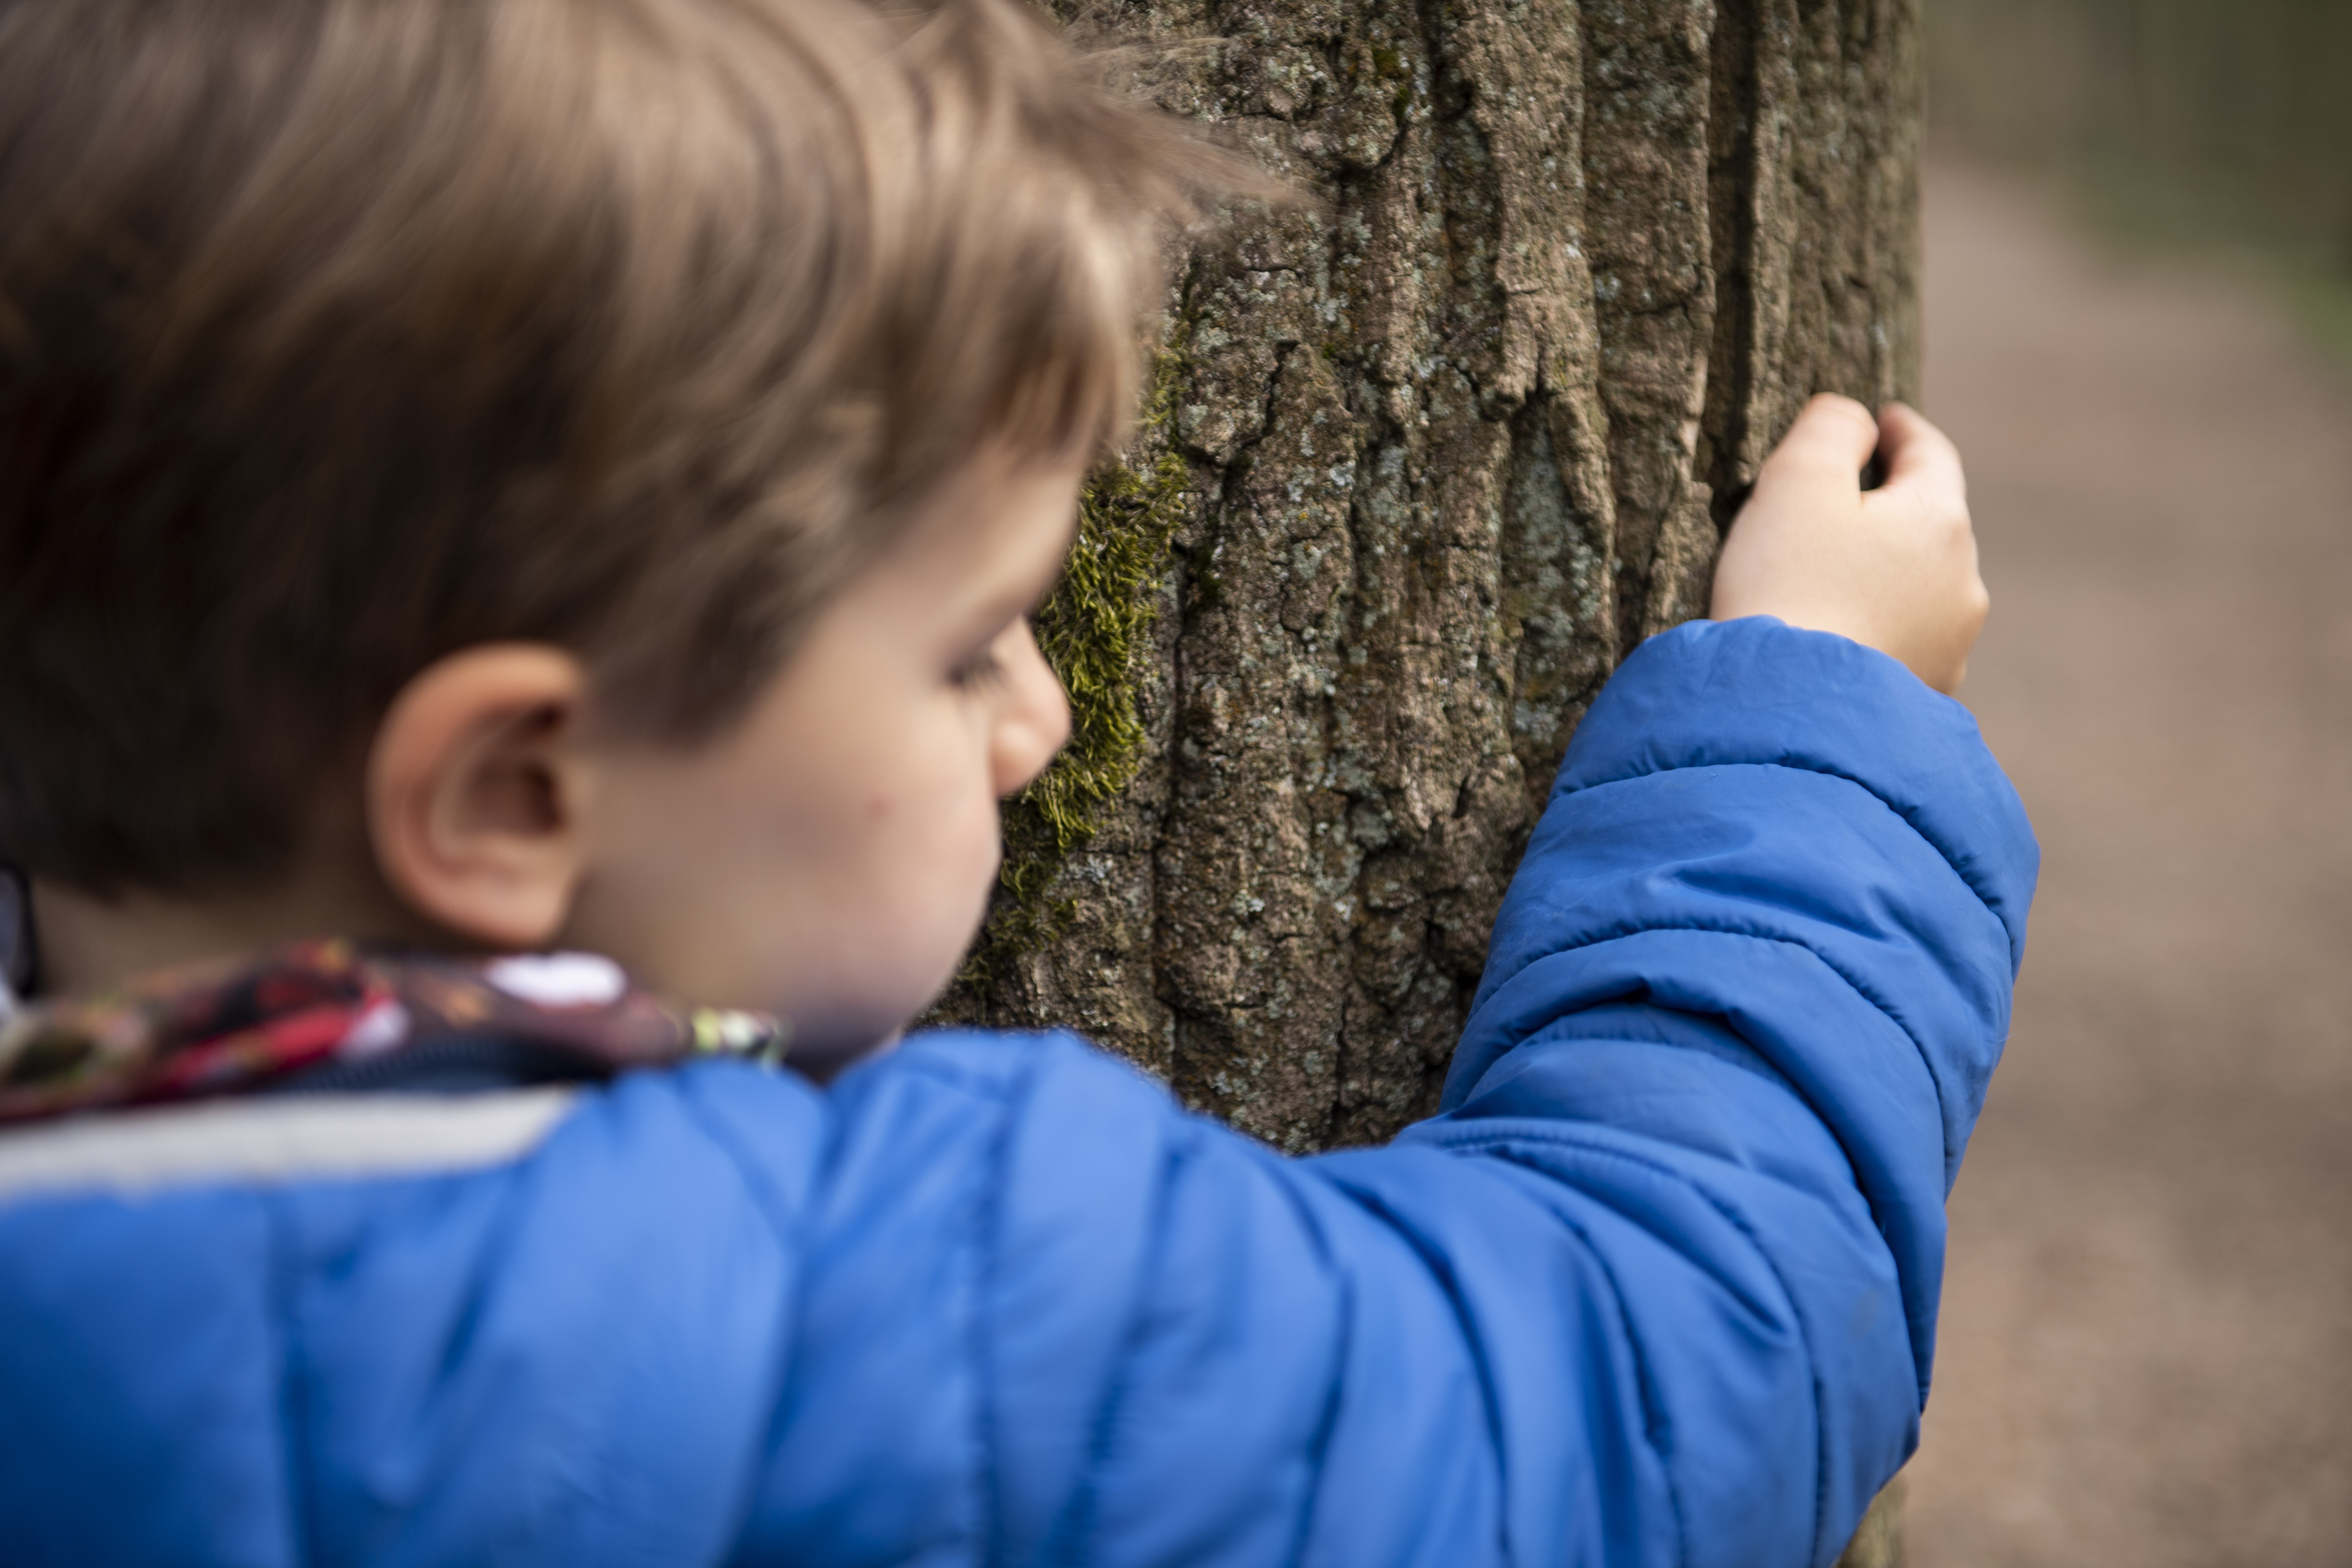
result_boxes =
[935,2,1922,1558]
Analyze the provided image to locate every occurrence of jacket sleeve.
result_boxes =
[727,617,2036,1568]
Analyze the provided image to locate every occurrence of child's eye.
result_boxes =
[950,647,1007,692]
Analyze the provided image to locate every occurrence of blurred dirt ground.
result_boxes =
[1904,159,2352,1567]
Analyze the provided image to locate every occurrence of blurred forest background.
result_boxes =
[1900,2,2352,1562]
[1926,0,2352,364]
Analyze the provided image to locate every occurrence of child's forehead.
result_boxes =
[869,448,1083,606]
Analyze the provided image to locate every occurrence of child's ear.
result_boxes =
[366,645,593,950]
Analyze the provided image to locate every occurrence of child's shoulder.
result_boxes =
[0,1062,804,1558]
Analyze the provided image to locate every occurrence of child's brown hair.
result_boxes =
[0,0,1240,896]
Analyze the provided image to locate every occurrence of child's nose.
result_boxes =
[990,622,1070,797]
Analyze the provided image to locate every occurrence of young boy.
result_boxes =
[0,0,2031,1563]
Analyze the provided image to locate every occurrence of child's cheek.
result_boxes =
[934,779,1005,920]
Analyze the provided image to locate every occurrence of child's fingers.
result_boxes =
[1868,402,1966,506]
[1756,393,1880,491]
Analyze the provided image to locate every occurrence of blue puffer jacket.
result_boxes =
[0,618,2035,1568]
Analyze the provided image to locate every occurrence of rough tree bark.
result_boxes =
[944,0,1922,1147]
[936,1,1922,1559]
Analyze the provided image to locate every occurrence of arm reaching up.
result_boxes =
[721,425,2032,1565]
[719,403,2034,1567]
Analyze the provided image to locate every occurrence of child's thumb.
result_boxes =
[1871,402,1968,504]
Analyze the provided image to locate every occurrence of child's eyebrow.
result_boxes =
[935,556,1054,644]
[966,516,1077,623]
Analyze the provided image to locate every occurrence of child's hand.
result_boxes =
[1711,395,1987,694]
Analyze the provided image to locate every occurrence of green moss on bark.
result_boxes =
[1025,360,1188,849]
[951,354,1188,989]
